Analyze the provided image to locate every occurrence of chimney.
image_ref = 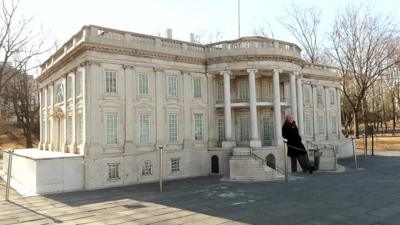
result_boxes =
[190,33,195,43]
[166,28,172,39]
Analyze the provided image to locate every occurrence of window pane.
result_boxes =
[216,81,224,101]
[171,158,180,172]
[194,114,203,140]
[142,160,152,176]
[331,116,337,134]
[140,114,150,143]
[139,73,149,95]
[106,113,118,144]
[239,81,249,100]
[168,76,177,96]
[193,78,201,98]
[105,70,117,93]
[168,114,178,141]
[318,115,325,136]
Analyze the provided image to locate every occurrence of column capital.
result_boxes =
[220,70,231,76]
[273,69,283,74]
[246,68,258,74]
[293,71,300,76]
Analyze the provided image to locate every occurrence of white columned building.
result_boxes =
[4,25,353,194]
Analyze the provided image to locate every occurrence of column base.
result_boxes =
[222,140,235,148]
[250,139,262,148]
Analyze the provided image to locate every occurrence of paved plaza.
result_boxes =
[1,154,400,225]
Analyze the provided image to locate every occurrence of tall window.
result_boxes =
[193,78,202,98]
[138,73,149,95]
[171,158,180,172]
[108,163,120,179]
[303,86,311,105]
[106,113,118,145]
[317,88,324,107]
[262,117,274,146]
[330,90,336,105]
[261,80,272,99]
[167,75,177,97]
[139,114,150,143]
[318,115,325,136]
[55,82,64,103]
[216,81,224,101]
[331,116,337,134]
[239,80,249,100]
[67,76,72,99]
[194,114,204,140]
[105,70,117,93]
[76,71,82,97]
[168,114,178,142]
[67,116,72,144]
[304,115,313,136]
[142,160,152,176]
[77,113,83,144]
[217,118,225,144]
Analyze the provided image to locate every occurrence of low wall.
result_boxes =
[3,149,84,195]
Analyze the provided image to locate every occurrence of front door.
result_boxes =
[237,116,250,146]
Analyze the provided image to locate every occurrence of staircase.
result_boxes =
[229,147,285,181]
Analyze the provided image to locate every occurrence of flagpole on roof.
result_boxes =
[238,0,241,38]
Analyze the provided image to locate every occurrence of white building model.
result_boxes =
[7,25,353,194]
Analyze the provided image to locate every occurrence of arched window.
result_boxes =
[211,155,219,174]
[266,154,276,169]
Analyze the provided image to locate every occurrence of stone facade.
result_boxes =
[36,25,347,190]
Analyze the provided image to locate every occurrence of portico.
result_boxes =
[217,68,299,148]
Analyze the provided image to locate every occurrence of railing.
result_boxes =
[249,149,287,180]
[215,97,285,104]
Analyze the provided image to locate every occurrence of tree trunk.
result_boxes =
[392,96,397,134]
[25,127,33,148]
[354,112,360,138]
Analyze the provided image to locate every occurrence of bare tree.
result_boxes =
[327,3,400,137]
[253,23,274,38]
[0,0,47,92]
[278,1,322,63]
[2,70,39,147]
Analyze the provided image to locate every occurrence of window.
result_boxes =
[167,75,178,97]
[171,158,180,172]
[318,115,325,136]
[105,70,117,93]
[239,80,249,100]
[330,90,335,105]
[139,114,150,144]
[262,117,274,146]
[193,78,202,98]
[55,82,64,103]
[261,80,272,99]
[216,81,224,101]
[168,114,178,142]
[142,160,152,176]
[317,88,324,106]
[106,113,118,145]
[138,73,149,95]
[303,86,311,105]
[67,76,72,99]
[304,115,313,136]
[47,88,51,106]
[194,114,203,140]
[77,114,83,144]
[67,116,72,144]
[331,116,337,134]
[108,163,120,179]
[217,118,225,143]
[76,71,82,96]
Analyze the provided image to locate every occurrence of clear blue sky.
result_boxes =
[19,0,400,59]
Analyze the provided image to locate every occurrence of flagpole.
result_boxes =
[238,0,240,38]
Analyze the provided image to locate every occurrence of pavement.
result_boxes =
[0,154,400,224]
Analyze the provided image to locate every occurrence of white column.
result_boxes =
[290,72,297,123]
[312,85,319,141]
[38,89,43,149]
[296,75,304,136]
[222,70,234,148]
[62,75,67,152]
[248,69,261,147]
[336,87,342,139]
[44,87,48,150]
[325,87,330,140]
[71,71,76,153]
[49,84,54,151]
[273,69,282,146]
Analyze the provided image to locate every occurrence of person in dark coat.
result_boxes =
[282,115,313,173]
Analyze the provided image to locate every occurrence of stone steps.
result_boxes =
[229,155,285,181]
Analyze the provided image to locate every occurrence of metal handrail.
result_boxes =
[249,149,287,179]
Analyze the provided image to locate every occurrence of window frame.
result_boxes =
[142,160,153,176]
[194,113,204,141]
[171,158,180,173]
[193,78,202,98]
[167,75,178,97]
[105,113,118,145]
[138,72,149,96]
[107,163,120,180]
[105,70,117,94]
[139,113,150,144]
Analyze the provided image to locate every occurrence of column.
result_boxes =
[49,84,54,151]
[62,75,67,152]
[312,85,318,141]
[325,87,330,140]
[38,89,43,149]
[248,69,261,147]
[71,71,76,153]
[44,87,48,150]
[124,65,135,150]
[273,69,282,146]
[154,68,165,147]
[296,75,304,136]
[336,87,342,139]
[222,70,234,148]
[290,72,297,123]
